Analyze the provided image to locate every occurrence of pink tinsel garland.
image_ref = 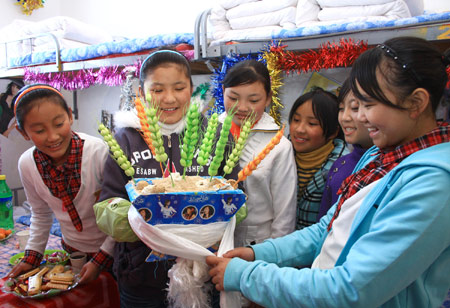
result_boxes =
[23,49,195,91]
[24,63,141,91]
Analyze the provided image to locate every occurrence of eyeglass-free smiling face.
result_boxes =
[289,99,329,153]
[20,99,73,166]
[223,81,271,127]
[142,63,193,124]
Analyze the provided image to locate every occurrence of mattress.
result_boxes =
[6,32,194,68]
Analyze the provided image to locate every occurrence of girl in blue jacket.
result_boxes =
[206,36,450,308]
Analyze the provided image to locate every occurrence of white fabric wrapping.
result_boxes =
[128,205,241,308]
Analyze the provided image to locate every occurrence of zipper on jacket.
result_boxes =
[168,135,173,167]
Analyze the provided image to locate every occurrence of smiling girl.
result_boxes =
[206,36,450,308]
[9,84,114,285]
[98,50,239,307]
[221,59,297,248]
[289,88,348,229]
[317,79,373,220]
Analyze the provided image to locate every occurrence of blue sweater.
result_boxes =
[224,142,450,308]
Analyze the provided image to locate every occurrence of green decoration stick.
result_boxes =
[145,93,168,164]
[98,123,135,178]
[223,117,253,174]
[208,112,233,177]
[197,113,219,167]
[180,101,201,178]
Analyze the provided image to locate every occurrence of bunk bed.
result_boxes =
[194,7,450,60]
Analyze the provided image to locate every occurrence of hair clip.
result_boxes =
[378,44,422,85]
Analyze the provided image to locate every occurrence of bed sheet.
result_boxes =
[210,11,450,45]
[7,32,194,68]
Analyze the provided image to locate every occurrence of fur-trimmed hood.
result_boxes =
[113,109,187,135]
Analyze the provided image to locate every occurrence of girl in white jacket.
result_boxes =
[220,59,297,247]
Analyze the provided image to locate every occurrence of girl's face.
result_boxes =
[20,99,73,166]
[142,63,193,124]
[223,81,271,127]
[338,92,372,149]
[356,72,419,151]
[289,100,328,153]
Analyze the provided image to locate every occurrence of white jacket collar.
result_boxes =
[218,112,279,131]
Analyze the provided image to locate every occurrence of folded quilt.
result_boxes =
[318,0,411,21]
[210,25,284,44]
[316,0,423,16]
[218,0,258,10]
[226,0,297,19]
[317,0,398,6]
[229,6,297,30]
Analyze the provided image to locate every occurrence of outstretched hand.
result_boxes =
[7,262,34,278]
[77,261,101,285]
[206,255,231,291]
[206,247,255,291]
[223,247,255,261]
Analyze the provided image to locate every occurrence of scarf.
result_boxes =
[34,132,84,232]
[296,139,334,194]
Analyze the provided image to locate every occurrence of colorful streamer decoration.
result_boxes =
[16,0,45,15]
[274,38,369,74]
[262,41,285,125]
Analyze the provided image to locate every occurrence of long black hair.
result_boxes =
[289,87,342,140]
[350,36,450,112]
[223,59,271,96]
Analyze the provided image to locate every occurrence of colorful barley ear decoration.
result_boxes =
[135,96,156,155]
[98,123,135,178]
[208,112,233,177]
[145,92,168,164]
[223,116,254,175]
[197,113,219,167]
[233,125,285,188]
[180,101,201,178]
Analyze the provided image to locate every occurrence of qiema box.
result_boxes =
[125,177,246,226]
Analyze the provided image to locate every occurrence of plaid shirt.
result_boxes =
[62,239,113,271]
[328,123,450,231]
[33,132,84,232]
[22,240,113,270]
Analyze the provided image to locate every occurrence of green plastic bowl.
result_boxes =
[9,249,69,266]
